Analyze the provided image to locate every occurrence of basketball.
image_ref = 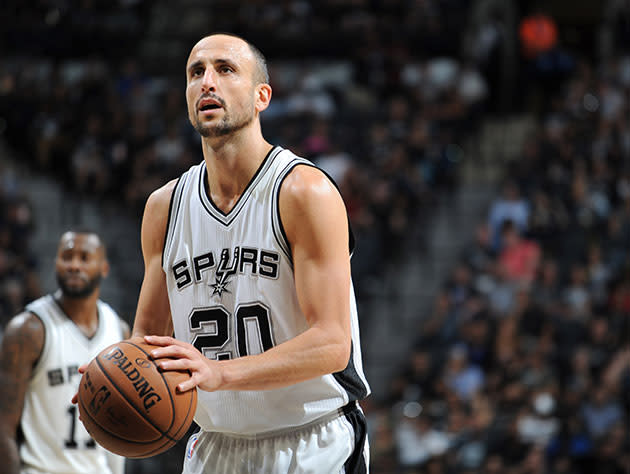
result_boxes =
[77,339,197,458]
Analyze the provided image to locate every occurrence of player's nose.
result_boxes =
[66,255,83,271]
[201,69,216,92]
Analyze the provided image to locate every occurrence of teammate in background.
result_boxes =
[128,33,370,472]
[0,230,129,474]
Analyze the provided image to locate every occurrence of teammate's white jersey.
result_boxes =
[20,292,125,474]
[162,146,370,435]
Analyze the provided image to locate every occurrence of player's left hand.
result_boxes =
[144,335,222,393]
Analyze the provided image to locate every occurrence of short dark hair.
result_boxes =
[60,228,107,256]
[205,32,269,84]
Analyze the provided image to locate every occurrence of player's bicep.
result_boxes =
[132,184,175,338]
[280,167,352,336]
[0,314,44,434]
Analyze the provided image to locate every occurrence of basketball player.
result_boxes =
[129,33,371,472]
[0,230,129,474]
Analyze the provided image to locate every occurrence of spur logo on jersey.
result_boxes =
[171,246,280,296]
[210,247,240,296]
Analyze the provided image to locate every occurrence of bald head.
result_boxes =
[189,33,269,85]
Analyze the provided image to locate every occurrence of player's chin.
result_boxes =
[61,284,91,298]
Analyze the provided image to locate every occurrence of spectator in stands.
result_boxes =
[497,219,541,286]
[581,385,624,439]
[0,172,40,329]
[488,180,530,250]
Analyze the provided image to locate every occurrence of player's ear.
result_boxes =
[101,259,110,279]
[254,83,272,113]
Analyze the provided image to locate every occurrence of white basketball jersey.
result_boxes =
[162,146,370,435]
[20,293,125,474]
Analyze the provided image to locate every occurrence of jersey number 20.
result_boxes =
[189,303,274,360]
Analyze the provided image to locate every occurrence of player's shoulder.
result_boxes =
[143,178,179,222]
[1,310,45,358]
[148,178,179,209]
[281,163,340,204]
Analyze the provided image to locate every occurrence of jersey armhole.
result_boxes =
[272,162,356,265]
[26,310,49,381]
[162,175,185,269]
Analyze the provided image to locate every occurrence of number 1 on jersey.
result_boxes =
[65,405,96,449]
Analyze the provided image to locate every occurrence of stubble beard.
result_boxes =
[192,98,256,138]
[56,273,102,299]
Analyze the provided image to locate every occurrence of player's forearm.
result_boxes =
[132,271,173,338]
[0,434,20,474]
[216,325,350,391]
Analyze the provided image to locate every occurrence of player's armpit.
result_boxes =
[131,180,176,339]
[0,312,45,474]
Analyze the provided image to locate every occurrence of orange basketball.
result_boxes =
[77,339,197,458]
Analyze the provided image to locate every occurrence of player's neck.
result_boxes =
[55,291,100,337]
[201,130,273,212]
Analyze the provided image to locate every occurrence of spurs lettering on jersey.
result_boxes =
[171,246,280,295]
[162,146,370,434]
[47,365,80,386]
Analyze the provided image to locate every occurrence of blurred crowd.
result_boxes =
[1,1,629,473]
[0,165,40,330]
[369,38,630,474]
[0,0,486,293]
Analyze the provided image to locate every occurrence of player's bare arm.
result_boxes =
[147,165,352,392]
[0,313,45,474]
[131,179,177,339]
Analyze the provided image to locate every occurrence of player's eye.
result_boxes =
[219,66,233,74]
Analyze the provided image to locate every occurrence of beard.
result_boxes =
[191,94,255,138]
[193,110,254,138]
[56,273,102,299]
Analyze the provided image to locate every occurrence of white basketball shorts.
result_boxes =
[181,402,369,474]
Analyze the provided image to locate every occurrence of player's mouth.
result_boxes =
[198,97,223,116]
[64,274,86,285]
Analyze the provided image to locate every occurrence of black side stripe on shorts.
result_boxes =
[342,404,368,474]
[333,341,370,402]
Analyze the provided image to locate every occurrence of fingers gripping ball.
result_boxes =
[77,340,197,458]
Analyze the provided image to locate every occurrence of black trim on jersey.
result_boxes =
[333,342,369,402]
[274,162,356,263]
[198,146,280,226]
[317,166,355,255]
[25,309,46,375]
[271,159,303,263]
[342,403,368,474]
[161,175,183,268]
